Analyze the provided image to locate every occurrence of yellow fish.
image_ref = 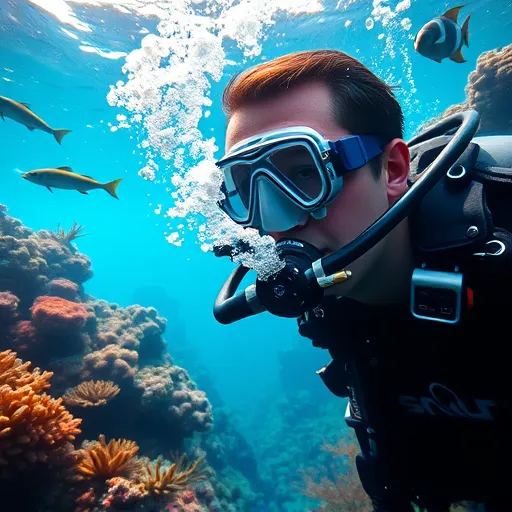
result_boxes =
[0,95,72,144]
[22,167,123,199]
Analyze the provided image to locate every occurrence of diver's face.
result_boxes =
[225,80,407,296]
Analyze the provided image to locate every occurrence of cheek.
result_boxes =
[320,171,388,247]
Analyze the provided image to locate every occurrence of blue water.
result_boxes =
[0,0,511,508]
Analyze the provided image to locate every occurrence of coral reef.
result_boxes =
[0,292,19,327]
[50,221,88,247]
[92,299,167,364]
[48,279,80,301]
[0,349,82,477]
[0,213,92,308]
[142,454,207,498]
[245,380,351,510]
[31,295,88,333]
[418,43,512,135]
[75,434,140,480]
[134,365,213,434]
[297,435,372,512]
[102,476,146,509]
[80,344,139,383]
[63,380,120,408]
[0,204,264,511]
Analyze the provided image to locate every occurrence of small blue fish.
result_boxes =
[414,5,471,63]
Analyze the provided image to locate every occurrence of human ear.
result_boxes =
[382,138,410,204]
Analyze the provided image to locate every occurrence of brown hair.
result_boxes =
[222,49,404,178]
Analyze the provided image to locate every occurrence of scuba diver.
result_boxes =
[211,49,512,511]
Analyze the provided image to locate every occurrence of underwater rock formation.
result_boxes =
[418,43,512,135]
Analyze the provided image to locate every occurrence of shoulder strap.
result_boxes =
[408,135,492,262]
[409,134,512,300]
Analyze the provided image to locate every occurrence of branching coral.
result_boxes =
[63,380,120,408]
[75,434,141,480]
[0,349,82,473]
[297,438,372,512]
[142,453,207,499]
[50,221,88,246]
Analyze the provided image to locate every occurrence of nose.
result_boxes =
[268,218,308,243]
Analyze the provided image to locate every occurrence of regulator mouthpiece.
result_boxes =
[254,239,351,318]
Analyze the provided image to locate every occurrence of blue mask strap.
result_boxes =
[328,135,385,174]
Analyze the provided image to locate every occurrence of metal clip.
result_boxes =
[472,239,506,258]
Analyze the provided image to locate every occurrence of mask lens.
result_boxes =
[221,141,325,221]
[224,163,251,218]
[268,144,323,200]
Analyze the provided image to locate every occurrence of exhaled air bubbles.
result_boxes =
[365,17,374,30]
[103,0,321,279]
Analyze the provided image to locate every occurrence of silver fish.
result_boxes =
[414,5,471,63]
[0,95,71,144]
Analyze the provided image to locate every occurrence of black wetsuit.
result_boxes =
[298,134,512,511]
[303,293,511,511]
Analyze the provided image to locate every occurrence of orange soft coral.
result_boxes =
[75,434,140,480]
[0,349,82,474]
[31,296,88,333]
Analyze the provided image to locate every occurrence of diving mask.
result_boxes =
[216,126,385,232]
